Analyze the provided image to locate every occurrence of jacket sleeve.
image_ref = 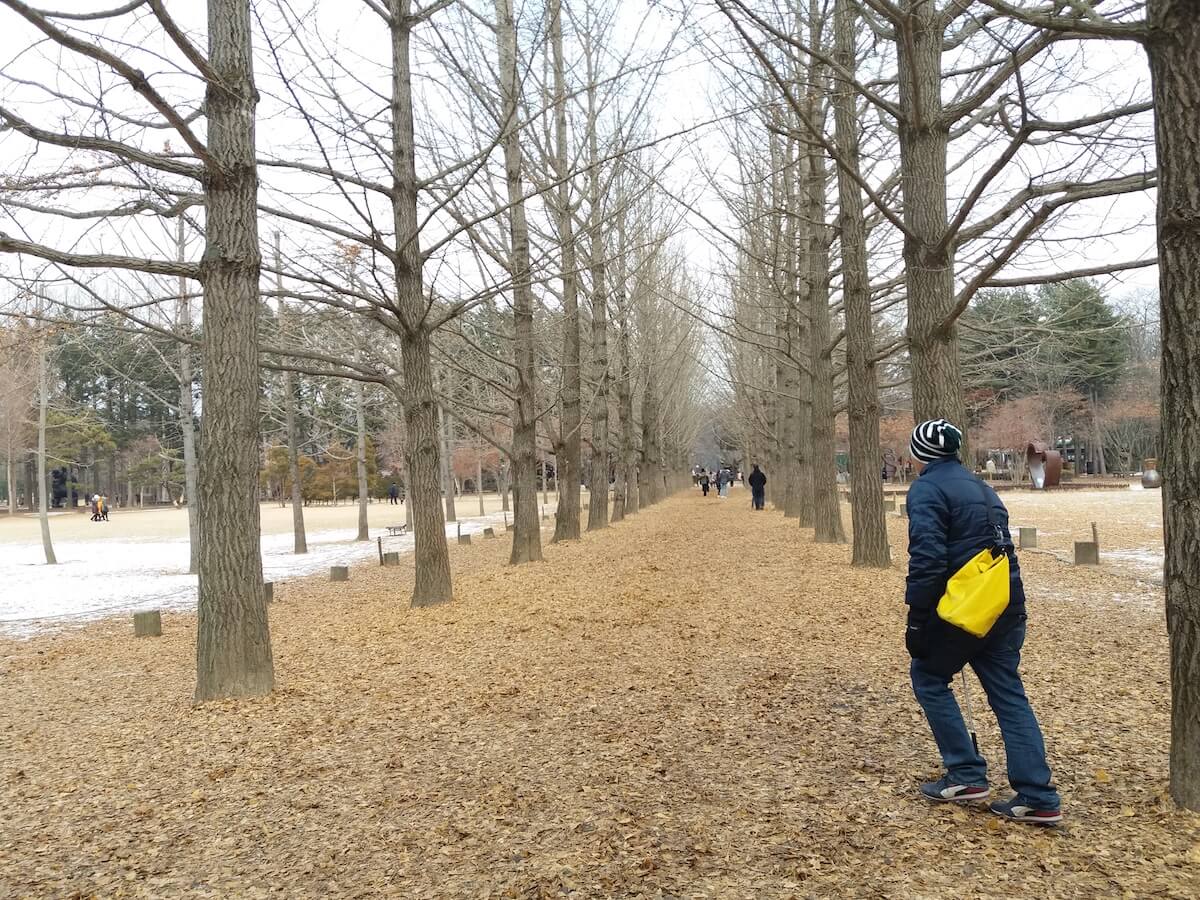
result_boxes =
[905,479,950,612]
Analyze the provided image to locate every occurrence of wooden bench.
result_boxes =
[385,524,408,537]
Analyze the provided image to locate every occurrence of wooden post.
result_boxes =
[899,503,907,518]
[133,610,162,637]
[263,583,274,605]
[1019,527,1037,549]
[330,565,349,582]
[1074,542,1100,566]
[1091,521,1100,552]
[483,527,496,538]
[382,552,400,567]
[377,536,383,565]
[458,534,471,546]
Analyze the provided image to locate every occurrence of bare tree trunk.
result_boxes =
[499,463,510,513]
[355,375,370,540]
[177,217,201,573]
[194,0,273,702]
[6,456,14,516]
[615,215,636,519]
[36,331,56,565]
[476,453,485,516]
[439,403,456,522]
[1150,0,1200,812]
[806,138,846,544]
[274,234,307,554]
[834,0,888,566]
[389,0,451,605]
[497,0,542,564]
[585,47,609,531]
[549,0,582,543]
[896,3,964,430]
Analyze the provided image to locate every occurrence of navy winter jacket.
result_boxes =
[905,457,1026,617]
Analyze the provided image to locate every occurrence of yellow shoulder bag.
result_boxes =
[936,480,1011,638]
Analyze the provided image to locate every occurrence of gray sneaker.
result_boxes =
[920,776,989,803]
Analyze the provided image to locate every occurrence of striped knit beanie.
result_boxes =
[910,419,962,464]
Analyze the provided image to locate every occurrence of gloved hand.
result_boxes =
[905,607,932,659]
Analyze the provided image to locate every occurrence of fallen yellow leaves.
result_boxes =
[0,490,1196,898]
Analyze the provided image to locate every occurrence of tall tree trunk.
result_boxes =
[585,54,609,531]
[355,375,370,540]
[805,136,846,543]
[615,215,637,518]
[36,331,56,565]
[389,0,452,605]
[194,0,273,702]
[496,0,542,564]
[896,4,964,431]
[275,234,308,554]
[1149,0,1200,812]
[499,463,510,513]
[834,0,889,566]
[6,456,14,516]
[549,0,582,543]
[439,403,457,522]
[476,453,485,516]
[177,217,201,573]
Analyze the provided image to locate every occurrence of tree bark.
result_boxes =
[178,217,200,573]
[439,402,457,522]
[389,0,452,605]
[36,330,56,565]
[355,374,370,540]
[805,120,846,544]
[549,0,582,543]
[476,453,485,516]
[194,0,274,702]
[585,51,609,531]
[1149,0,1200,812]
[497,0,542,564]
[274,233,307,554]
[834,0,889,566]
[896,4,965,431]
[614,215,636,519]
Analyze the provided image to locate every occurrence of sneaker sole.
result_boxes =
[921,789,990,804]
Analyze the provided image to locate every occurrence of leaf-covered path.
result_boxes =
[1,489,1197,897]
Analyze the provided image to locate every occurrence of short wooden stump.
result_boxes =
[134,610,162,637]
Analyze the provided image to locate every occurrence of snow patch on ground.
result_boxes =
[0,513,510,638]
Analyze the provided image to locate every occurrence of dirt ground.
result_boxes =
[1,487,1196,898]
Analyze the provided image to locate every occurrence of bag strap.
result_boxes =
[972,476,1008,553]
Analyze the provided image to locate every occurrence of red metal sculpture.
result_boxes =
[1026,442,1063,489]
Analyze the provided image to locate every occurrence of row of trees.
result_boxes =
[0,0,708,703]
[0,0,1195,810]
[696,0,1196,809]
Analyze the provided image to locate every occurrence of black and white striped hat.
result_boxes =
[910,419,963,464]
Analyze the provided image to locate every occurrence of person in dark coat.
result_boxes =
[699,470,711,497]
[388,482,400,505]
[747,464,766,510]
[905,418,1061,826]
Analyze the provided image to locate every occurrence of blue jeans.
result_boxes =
[911,621,1060,809]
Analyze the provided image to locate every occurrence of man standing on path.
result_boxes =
[904,419,1062,826]
[388,482,400,505]
[700,469,711,497]
[748,464,766,510]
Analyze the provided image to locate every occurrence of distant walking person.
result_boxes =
[904,418,1061,826]
[99,495,109,521]
[90,494,101,522]
[388,482,400,505]
[699,470,711,497]
[748,464,766,510]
